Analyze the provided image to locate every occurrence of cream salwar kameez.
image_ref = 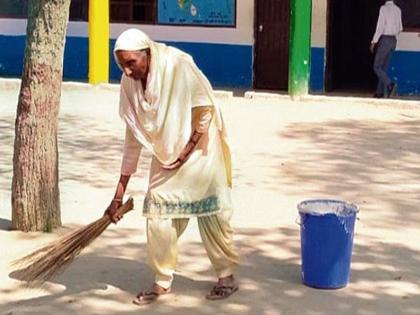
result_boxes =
[114,29,239,289]
[147,207,237,289]
[122,107,238,289]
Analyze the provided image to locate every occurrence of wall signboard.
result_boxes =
[158,0,236,26]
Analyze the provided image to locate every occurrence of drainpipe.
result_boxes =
[88,0,109,84]
[289,0,312,98]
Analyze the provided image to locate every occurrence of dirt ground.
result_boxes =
[1,79,420,315]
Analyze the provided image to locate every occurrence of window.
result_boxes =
[0,0,87,21]
[110,0,156,24]
[69,0,88,21]
[0,0,27,18]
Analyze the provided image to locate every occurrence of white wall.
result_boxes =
[398,33,420,52]
[0,0,254,46]
[311,0,327,48]
[110,0,254,45]
[0,18,26,35]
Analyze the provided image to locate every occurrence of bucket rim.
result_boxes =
[297,199,359,215]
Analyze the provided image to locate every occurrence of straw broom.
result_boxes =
[11,197,134,285]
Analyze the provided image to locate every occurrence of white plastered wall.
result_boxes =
[0,1,255,46]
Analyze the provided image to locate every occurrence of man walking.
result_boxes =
[370,0,403,98]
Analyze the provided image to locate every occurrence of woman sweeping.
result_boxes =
[105,29,239,305]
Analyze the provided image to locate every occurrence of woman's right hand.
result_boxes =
[104,199,123,223]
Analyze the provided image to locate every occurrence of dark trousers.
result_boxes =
[373,36,397,95]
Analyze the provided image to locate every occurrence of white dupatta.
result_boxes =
[114,29,227,167]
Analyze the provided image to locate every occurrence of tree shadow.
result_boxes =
[227,111,420,231]
[0,218,12,230]
[0,116,14,192]
[58,113,152,190]
[2,84,420,314]
[2,226,419,315]
[275,118,420,230]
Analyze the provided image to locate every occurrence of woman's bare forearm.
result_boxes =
[113,174,131,201]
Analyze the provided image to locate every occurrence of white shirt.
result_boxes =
[372,1,403,44]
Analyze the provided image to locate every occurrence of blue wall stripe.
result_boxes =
[389,51,420,95]
[1,34,419,94]
[309,47,420,95]
[0,35,88,80]
[0,35,252,88]
[110,39,253,88]
[63,37,88,80]
[0,35,25,76]
[310,47,325,92]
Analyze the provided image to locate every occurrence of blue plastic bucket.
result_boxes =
[297,199,358,289]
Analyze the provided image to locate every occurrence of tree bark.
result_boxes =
[12,0,71,232]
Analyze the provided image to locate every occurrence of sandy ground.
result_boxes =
[1,80,420,315]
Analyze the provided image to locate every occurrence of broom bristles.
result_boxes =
[11,197,134,285]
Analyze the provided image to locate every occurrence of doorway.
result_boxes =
[253,0,290,90]
[326,0,383,93]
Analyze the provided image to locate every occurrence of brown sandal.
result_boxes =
[132,286,171,306]
[206,284,239,300]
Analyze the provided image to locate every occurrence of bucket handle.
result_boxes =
[295,216,305,226]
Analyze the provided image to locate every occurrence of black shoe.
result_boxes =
[373,93,384,98]
[387,83,397,98]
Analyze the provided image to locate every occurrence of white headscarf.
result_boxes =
[113,28,150,56]
[114,29,226,166]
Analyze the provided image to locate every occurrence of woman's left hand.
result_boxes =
[161,140,196,170]
[161,159,182,170]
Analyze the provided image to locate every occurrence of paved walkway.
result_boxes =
[1,80,420,314]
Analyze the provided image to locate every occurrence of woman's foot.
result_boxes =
[206,275,239,300]
[132,283,171,306]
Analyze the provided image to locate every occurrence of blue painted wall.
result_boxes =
[0,35,88,80]
[110,39,253,87]
[389,51,420,95]
[309,46,420,96]
[1,34,418,94]
[63,37,88,80]
[0,35,25,76]
[310,47,325,93]
[0,35,251,88]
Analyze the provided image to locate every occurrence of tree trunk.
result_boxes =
[12,0,71,232]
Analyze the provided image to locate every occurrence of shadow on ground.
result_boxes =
[58,113,151,190]
[2,88,420,314]
[232,117,420,231]
[0,218,11,231]
[2,226,419,315]
[0,117,14,192]
[277,119,420,230]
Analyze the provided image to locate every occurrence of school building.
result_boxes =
[0,0,419,96]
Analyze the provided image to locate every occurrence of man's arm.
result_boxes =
[371,7,385,53]
[398,8,403,34]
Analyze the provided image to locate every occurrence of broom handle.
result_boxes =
[115,197,135,216]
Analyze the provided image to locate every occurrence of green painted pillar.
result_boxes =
[289,0,312,97]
